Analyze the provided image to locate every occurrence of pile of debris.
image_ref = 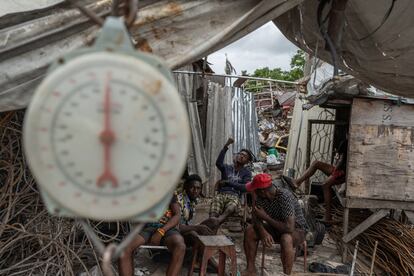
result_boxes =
[255,91,296,172]
[0,111,101,275]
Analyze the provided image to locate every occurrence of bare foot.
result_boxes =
[200,217,221,233]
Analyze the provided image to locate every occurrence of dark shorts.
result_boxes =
[139,223,180,244]
[331,168,346,185]
[259,223,305,247]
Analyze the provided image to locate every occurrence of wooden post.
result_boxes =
[342,207,349,262]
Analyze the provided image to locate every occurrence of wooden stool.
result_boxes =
[188,235,237,276]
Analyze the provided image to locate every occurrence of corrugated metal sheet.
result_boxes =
[205,83,259,196]
[174,68,208,185]
[232,88,259,158]
[277,91,296,106]
[205,83,233,196]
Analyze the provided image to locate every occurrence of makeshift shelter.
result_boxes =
[284,59,414,274]
[1,0,414,274]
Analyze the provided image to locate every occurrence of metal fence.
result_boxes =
[174,72,259,196]
[205,83,259,196]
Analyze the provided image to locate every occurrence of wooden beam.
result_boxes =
[403,210,414,224]
[333,185,345,207]
[343,209,389,243]
[345,197,414,211]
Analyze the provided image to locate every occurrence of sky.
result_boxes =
[208,22,299,75]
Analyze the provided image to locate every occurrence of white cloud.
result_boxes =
[208,22,299,75]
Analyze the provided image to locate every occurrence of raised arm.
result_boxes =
[215,138,234,175]
[215,146,228,173]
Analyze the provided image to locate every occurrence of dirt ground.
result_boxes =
[130,201,342,276]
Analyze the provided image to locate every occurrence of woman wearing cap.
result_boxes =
[243,173,307,275]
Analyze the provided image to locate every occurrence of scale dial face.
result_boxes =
[24,52,190,221]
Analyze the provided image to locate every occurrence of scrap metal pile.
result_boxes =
[330,208,414,275]
[0,111,105,275]
[255,91,296,170]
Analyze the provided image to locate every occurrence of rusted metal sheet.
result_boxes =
[0,0,303,111]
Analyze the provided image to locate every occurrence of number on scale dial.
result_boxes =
[24,52,190,220]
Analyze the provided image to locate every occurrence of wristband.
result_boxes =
[157,228,165,237]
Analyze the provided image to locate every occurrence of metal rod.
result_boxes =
[66,0,104,26]
[369,241,378,276]
[79,220,145,270]
[125,0,138,27]
[78,219,106,255]
[349,240,359,276]
[172,70,299,85]
[102,244,116,276]
[113,223,144,258]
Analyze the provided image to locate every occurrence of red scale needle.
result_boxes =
[97,73,118,188]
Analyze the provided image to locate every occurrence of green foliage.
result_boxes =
[290,50,306,71]
[244,50,305,92]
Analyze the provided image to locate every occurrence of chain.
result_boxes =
[66,0,138,29]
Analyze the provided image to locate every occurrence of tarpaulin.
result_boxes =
[274,0,414,99]
[0,0,302,111]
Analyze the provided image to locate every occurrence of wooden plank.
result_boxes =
[347,98,414,202]
[197,235,234,247]
[343,209,389,243]
[345,197,414,210]
[350,98,414,127]
[403,210,414,223]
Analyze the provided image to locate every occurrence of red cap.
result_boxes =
[246,173,272,192]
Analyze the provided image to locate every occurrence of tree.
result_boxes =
[244,50,305,92]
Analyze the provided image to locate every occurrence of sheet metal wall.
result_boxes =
[205,83,259,196]
[232,88,259,158]
[174,72,259,196]
[174,68,208,186]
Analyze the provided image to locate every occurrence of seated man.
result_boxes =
[205,137,253,231]
[118,195,185,276]
[293,137,348,223]
[243,174,307,275]
[177,174,214,245]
